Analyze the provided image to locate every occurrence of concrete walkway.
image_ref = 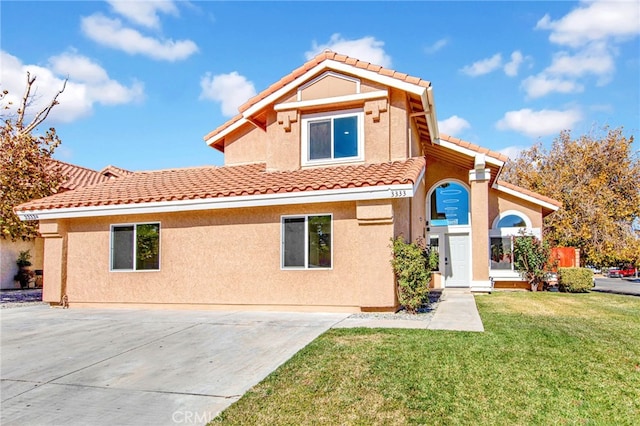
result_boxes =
[427,289,484,332]
[334,289,484,332]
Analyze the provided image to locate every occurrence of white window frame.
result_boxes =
[281,214,333,270]
[300,109,364,166]
[427,179,472,230]
[110,222,161,272]
[489,211,540,279]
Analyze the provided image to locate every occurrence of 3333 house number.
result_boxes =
[390,190,407,198]
[23,214,39,220]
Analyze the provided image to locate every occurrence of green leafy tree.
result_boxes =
[1,73,66,240]
[502,127,640,267]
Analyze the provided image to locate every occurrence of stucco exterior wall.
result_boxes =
[489,190,543,229]
[223,124,267,166]
[299,73,358,101]
[56,201,398,311]
[389,89,409,161]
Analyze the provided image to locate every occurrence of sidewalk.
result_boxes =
[427,289,484,332]
[333,288,484,332]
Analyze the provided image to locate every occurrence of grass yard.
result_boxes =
[211,292,640,425]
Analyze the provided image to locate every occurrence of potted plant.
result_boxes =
[14,250,35,289]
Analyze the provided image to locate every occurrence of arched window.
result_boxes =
[490,211,536,273]
[429,182,469,226]
[497,214,526,228]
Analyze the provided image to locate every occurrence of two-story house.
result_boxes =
[16,51,560,311]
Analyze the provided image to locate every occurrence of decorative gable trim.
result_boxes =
[364,99,388,123]
[296,71,361,101]
[276,110,298,132]
[274,90,388,112]
[242,60,429,121]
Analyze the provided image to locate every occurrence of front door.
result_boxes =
[445,233,470,287]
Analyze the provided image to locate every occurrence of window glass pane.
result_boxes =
[309,120,331,160]
[490,237,513,270]
[308,215,331,268]
[136,224,160,270]
[283,218,305,267]
[429,236,440,271]
[497,215,526,228]
[430,182,469,226]
[333,116,358,158]
[112,226,134,270]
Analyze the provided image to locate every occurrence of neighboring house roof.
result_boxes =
[48,160,133,191]
[204,50,438,152]
[16,157,426,219]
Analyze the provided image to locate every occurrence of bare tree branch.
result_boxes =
[21,77,67,135]
[15,71,36,130]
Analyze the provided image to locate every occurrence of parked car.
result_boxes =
[607,265,637,278]
[620,266,638,277]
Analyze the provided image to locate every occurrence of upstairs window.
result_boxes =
[301,110,363,165]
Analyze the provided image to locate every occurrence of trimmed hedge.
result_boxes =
[558,267,593,293]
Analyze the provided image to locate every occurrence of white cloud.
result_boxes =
[521,74,584,98]
[503,51,524,77]
[305,34,392,68]
[81,14,198,61]
[199,72,256,117]
[545,42,615,84]
[1,50,144,124]
[536,0,640,48]
[107,0,178,29]
[438,115,470,136]
[425,38,449,54]
[521,42,614,98]
[498,145,527,160]
[496,108,582,137]
[460,53,502,77]
[49,51,109,83]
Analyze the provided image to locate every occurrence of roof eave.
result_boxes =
[16,183,418,221]
[492,181,561,212]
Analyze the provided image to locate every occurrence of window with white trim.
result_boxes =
[489,212,536,273]
[282,215,332,269]
[301,110,363,165]
[111,223,160,271]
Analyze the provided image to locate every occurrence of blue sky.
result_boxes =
[2,0,639,172]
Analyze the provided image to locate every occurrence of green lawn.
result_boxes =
[212,292,640,425]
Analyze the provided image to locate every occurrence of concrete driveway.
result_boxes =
[1,306,348,425]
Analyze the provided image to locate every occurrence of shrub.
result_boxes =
[390,236,437,314]
[558,267,593,293]
[513,233,552,291]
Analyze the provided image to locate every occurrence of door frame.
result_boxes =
[428,228,472,288]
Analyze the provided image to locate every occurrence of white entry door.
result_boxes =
[445,233,470,287]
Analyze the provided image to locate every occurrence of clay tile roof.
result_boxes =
[204,51,431,144]
[17,157,426,212]
[439,133,509,164]
[48,160,132,191]
[496,180,562,209]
